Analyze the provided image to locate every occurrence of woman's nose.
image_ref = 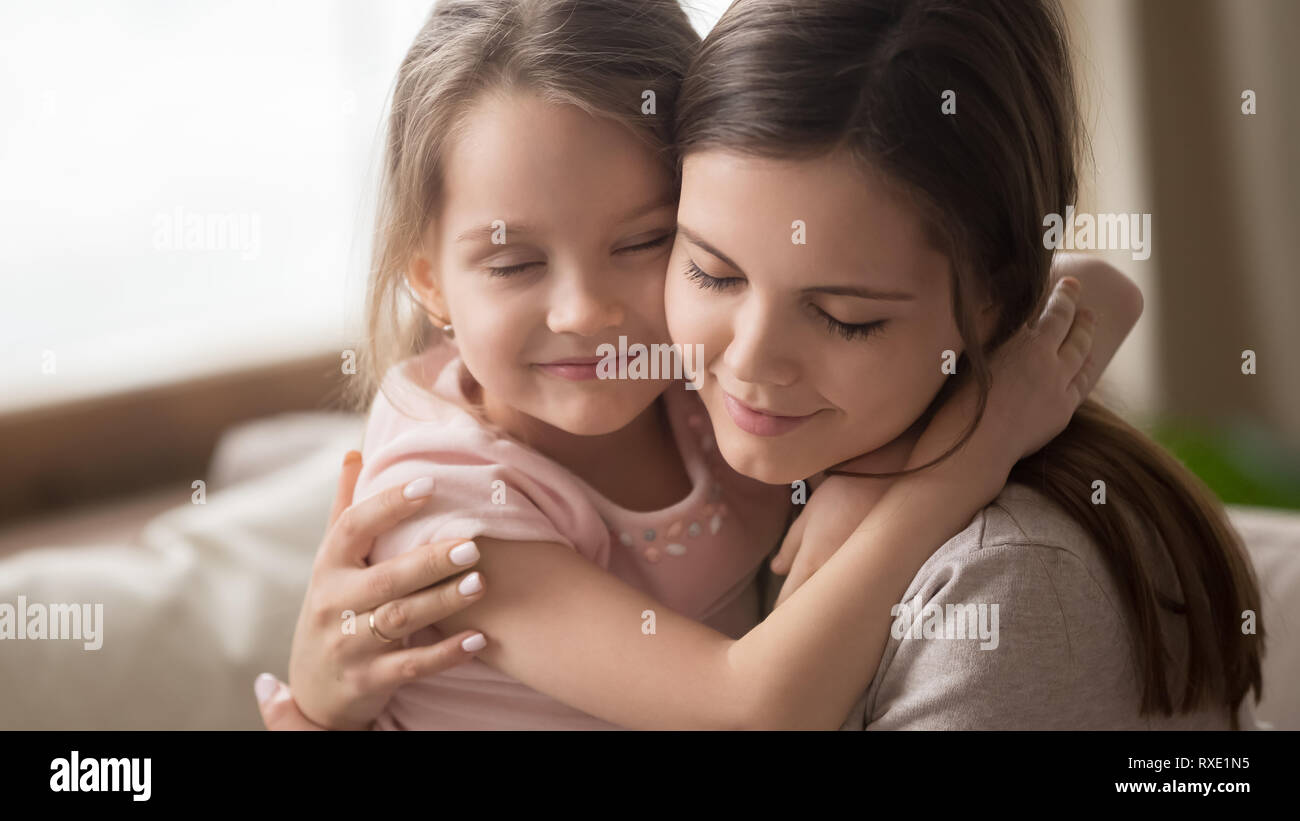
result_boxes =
[722,301,799,387]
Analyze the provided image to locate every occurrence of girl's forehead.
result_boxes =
[439,91,674,223]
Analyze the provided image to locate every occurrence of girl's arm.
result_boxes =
[425,276,1096,730]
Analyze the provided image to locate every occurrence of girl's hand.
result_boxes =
[769,475,891,608]
[908,274,1096,483]
[268,451,489,730]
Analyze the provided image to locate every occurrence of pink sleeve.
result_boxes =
[355,394,609,569]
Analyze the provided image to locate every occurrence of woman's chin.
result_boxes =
[713,436,816,486]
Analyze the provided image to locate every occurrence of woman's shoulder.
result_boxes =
[915,481,1122,598]
[851,481,1234,729]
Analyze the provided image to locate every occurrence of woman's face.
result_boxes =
[665,148,976,484]
[410,89,678,437]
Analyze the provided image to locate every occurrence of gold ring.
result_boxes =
[369,611,398,644]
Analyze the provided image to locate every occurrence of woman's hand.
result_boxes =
[255,450,489,730]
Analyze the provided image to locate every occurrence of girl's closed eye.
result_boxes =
[615,232,675,256]
[484,259,543,277]
[484,232,674,277]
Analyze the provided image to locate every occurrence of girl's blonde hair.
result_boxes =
[343,0,701,416]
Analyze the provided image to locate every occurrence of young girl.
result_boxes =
[282,0,1137,731]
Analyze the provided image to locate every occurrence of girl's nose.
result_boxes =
[545,268,624,337]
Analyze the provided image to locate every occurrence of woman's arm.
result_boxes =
[280,451,488,730]
[427,276,1096,729]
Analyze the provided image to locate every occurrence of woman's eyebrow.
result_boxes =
[803,283,916,301]
[677,223,744,271]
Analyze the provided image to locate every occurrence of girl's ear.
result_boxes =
[406,253,449,321]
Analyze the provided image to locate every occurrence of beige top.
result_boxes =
[826,482,1251,730]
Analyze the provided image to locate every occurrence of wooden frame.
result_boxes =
[0,353,349,526]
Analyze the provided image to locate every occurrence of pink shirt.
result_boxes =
[356,344,791,729]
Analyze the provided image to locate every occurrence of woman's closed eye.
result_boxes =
[815,309,887,342]
[684,257,888,342]
[683,258,742,290]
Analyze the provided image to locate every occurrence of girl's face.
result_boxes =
[666,149,986,484]
[410,90,678,436]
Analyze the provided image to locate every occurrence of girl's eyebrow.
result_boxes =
[455,223,536,243]
[456,198,674,245]
[678,222,915,301]
[618,196,677,224]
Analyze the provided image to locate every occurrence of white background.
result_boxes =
[0,0,733,412]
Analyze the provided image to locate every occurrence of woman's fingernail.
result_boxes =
[343,450,362,467]
[254,673,279,705]
[461,633,487,652]
[403,477,435,500]
[449,541,479,566]
[458,572,483,596]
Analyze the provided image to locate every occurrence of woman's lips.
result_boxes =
[722,391,818,437]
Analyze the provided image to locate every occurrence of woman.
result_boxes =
[259,0,1263,730]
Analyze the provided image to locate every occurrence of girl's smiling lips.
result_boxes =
[535,356,603,381]
[721,391,820,437]
[534,350,646,382]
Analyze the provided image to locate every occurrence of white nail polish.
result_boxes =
[461,633,486,652]
[458,572,483,595]
[254,673,279,705]
[449,541,479,566]
[403,477,434,499]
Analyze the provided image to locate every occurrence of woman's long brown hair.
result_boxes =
[676,0,1263,725]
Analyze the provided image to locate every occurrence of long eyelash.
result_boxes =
[819,310,886,342]
[684,257,884,341]
[485,261,539,277]
[683,259,739,290]
[486,233,672,276]
[616,233,673,254]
